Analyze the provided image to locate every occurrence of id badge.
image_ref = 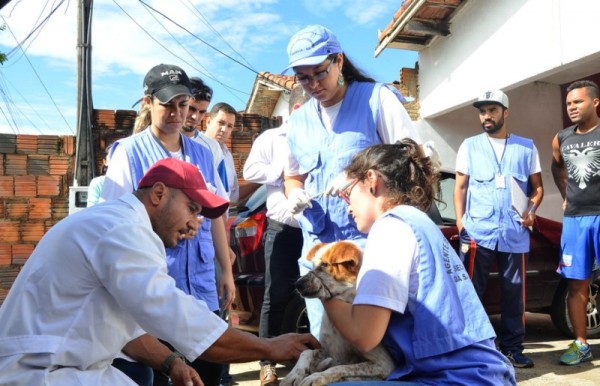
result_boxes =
[495,174,505,189]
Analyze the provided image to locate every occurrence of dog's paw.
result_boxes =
[280,369,308,386]
[314,357,334,372]
[298,373,328,386]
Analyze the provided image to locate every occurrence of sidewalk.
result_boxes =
[228,313,600,385]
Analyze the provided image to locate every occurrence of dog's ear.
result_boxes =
[327,241,363,281]
[306,242,329,262]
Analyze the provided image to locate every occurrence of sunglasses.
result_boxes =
[295,60,334,86]
[340,179,359,204]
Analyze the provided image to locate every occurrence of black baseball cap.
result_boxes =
[143,64,192,103]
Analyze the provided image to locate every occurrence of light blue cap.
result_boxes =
[283,25,343,73]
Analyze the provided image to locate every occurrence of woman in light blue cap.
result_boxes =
[282,25,422,341]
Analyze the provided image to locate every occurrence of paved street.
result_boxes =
[229,313,600,385]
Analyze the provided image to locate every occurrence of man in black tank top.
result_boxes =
[551,80,600,366]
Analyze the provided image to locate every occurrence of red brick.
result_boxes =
[62,136,75,156]
[37,136,59,155]
[28,154,50,175]
[0,155,4,176]
[6,200,28,219]
[14,175,36,197]
[51,197,69,219]
[49,156,70,176]
[12,243,34,265]
[16,135,38,154]
[0,244,11,266]
[0,176,14,197]
[5,154,27,175]
[21,222,45,242]
[0,199,4,219]
[37,176,61,196]
[29,198,52,220]
[0,220,20,243]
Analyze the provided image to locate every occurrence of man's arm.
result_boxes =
[123,334,202,386]
[283,174,306,197]
[522,172,544,227]
[200,327,320,364]
[211,215,235,310]
[551,134,567,200]
[454,172,469,232]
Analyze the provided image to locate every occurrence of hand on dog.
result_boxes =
[266,333,320,363]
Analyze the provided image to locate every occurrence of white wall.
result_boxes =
[418,0,600,118]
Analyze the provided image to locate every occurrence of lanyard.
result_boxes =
[487,134,509,174]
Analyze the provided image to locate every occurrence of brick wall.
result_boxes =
[0,134,75,304]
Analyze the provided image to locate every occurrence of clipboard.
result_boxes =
[510,176,530,218]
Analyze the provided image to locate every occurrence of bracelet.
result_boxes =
[160,351,185,375]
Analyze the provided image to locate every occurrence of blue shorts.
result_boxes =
[558,216,600,280]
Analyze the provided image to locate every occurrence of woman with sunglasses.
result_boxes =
[282,25,421,340]
[325,139,516,385]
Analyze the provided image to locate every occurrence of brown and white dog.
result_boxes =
[281,241,395,386]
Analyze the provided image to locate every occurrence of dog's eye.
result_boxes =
[319,263,329,268]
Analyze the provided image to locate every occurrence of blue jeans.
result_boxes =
[112,358,153,386]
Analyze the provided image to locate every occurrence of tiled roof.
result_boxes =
[257,72,297,90]
[245,72,297,117]
[375,0,465,55]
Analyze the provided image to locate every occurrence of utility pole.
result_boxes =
[74,0,94,186]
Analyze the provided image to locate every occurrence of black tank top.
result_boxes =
[558,124,600,216]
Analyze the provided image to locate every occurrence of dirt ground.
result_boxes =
[228,313,600,385]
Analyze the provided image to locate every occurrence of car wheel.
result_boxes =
[281,294,310,334]
[550,273,600,338]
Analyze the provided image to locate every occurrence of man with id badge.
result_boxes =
[454,89,544,369]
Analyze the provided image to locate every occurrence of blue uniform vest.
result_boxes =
[381,206,514,385]
[288,82,405,259]
[462,133,533,253]
[115,129,221,311]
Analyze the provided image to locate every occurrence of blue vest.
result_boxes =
[288,82,405,258]
[115,129,221,311]
[381,206,513,385]
[462,133,533,253]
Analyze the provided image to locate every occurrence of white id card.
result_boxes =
[495,174,505,189]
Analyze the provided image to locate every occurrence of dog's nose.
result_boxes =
[295,277,305,292]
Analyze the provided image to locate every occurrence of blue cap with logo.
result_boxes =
[283,25,343,73]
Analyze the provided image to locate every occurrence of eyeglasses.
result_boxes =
[295,60,334,86]
[340,179,359,205]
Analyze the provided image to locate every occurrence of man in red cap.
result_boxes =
[0,158,319,386]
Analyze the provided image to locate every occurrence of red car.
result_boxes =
[228,172,600,338]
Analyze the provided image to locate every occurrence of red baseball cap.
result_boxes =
[138,158,229,219]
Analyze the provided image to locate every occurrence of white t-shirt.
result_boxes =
[354,215,420,315]
[243,124,299,227]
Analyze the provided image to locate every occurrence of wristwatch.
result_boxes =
[160,351,185,375]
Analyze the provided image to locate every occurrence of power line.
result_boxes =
[5,0,67,59]
[179,0,255,70]
[138,0,259,76]
[112,0,248,104]
[2,15,73,134]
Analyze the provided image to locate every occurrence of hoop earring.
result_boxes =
[337,73,345,88]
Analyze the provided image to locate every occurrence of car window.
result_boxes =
[435,172,457,224]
